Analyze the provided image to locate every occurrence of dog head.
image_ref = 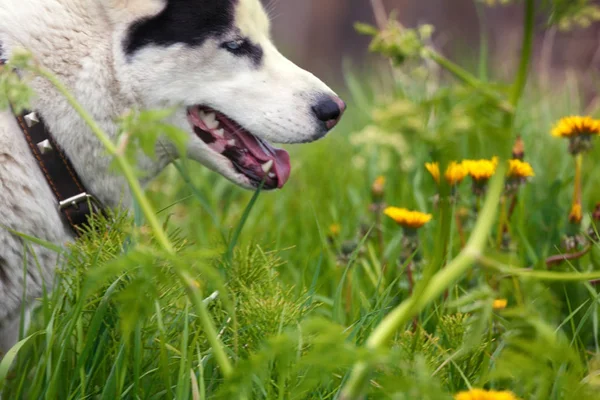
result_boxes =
[102,0,346,190]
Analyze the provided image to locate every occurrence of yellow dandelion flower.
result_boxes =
[465,158,498,181]
[569,204,582,224]
[426,161,469,185]
[445,161,468,185]
[425,162,440,184]
[551,116,600,138]
[454,388,519,400]
[493,299,508,310]
[507,159,534,179]
[329,224,341,237]
[384,207,432,229]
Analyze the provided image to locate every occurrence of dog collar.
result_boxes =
[16,110,103,234]
[1,57,102,235]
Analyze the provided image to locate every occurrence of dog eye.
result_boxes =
[222,39,245,52]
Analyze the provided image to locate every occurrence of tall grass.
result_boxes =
[2,0,600,399]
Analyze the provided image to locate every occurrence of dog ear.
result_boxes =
[100,0,167,25]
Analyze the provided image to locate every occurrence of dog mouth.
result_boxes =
[186,106,291,190]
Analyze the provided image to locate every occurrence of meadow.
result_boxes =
[2,0,600,399]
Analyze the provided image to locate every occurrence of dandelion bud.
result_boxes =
[512,135,525,160]
[569,203,583,225]
[371,176,386,202]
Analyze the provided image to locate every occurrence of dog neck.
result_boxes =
[0,0,173,209]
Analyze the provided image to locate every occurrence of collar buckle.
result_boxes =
[58,192,103,212]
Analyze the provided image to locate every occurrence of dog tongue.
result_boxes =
[235,131,291,188]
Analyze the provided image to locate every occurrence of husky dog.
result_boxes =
[0,0,345,354]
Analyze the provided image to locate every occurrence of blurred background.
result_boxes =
[269,0,600,90]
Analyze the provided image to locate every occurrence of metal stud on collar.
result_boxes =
[37,139,53,154]
[24,112,39,127]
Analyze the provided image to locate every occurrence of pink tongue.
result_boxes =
[235,131,291,188]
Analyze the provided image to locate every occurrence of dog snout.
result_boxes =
[312,95,346,130]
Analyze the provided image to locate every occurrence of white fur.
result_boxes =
[0,0,340,355]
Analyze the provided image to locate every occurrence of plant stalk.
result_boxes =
[340,165,506,399]
[480,256,600,282]
[428,52,513,113]
[510,0,535,107]
[496,196,507,249]
[571,153,583,219]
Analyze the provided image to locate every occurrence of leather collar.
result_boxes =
[1,56,102,235]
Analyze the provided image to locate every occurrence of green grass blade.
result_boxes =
[225,184,263,264]
[0,331,44,391]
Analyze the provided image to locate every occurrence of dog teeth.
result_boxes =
[203,112,219,129]
[261,160,274,173]
[215,128,225,137]
[227,139,236,146]
[268,173,276,179]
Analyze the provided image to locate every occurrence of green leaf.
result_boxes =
[0,331,44,391]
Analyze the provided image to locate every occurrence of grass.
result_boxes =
[2,73,600,399]
[2,2,600,398]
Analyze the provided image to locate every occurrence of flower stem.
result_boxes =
[339,165,506,399]
[369,0,388,30]
[428,52,482,89]
[572,153,583,213]
[428,51,513,114]
[377,213,385,262]
[507,194,519,221]
[546,245,591,268]
[179,270,234,377]
[510,0,535,107]
[496,196,507,249]
[480,255,600,282]
[455,212,466,249]
[32,64,234,378]
[345,271,354,315]
[405,261,414,295]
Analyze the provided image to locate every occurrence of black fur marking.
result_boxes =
[124,0,238,56]
[221,39,263,67]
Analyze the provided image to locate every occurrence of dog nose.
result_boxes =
[312,95,346,130]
